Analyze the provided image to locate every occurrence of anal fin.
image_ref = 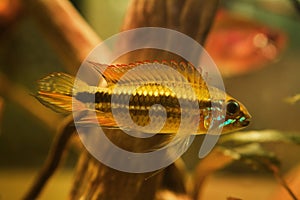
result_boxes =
[76,111,119,129]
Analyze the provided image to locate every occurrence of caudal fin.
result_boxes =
[35,72,75,114]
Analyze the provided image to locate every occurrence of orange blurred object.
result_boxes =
[205,10,286,77]
[270,165,300,200]
[0,0,21,28]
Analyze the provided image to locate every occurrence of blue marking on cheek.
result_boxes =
[219,118,236,128]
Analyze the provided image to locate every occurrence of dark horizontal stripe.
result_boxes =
[75,92,95,103]
[75,91,219,111]
[75,91,111,104]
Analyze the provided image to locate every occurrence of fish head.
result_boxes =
[220,97,251,133]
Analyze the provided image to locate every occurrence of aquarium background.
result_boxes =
[0,0,300,199]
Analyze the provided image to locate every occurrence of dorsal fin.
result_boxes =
[88,60,207,89]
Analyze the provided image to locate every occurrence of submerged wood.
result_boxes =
[24,0,101,74]
[23,114,81,200]
[18,0,219,199]
[69,0,220,199]
[0,72,61,130]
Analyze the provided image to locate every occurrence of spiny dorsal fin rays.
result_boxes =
[88,61,134,85]
[88,60,208,89]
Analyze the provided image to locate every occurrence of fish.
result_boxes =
[34,61,251,136]
[205,9,286,77]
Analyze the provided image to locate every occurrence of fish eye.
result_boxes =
[226,100,240,115]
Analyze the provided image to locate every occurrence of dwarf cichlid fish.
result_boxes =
[35,61,251,135]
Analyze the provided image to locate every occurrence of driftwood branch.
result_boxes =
[11,0,220,199]
[0,0,100,129]
[122,0,219,44]
[24,0,101,74]
[23,112,84,200]
[69,129,169,200]
[119,0,220,65]
[69,154,164,200]
[3,0,300,199]
[0,72,61,130]
[192,148,234,200]
[271,165,300,200]
[69,0,220,199]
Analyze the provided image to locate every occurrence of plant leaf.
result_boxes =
[218,129,300,147]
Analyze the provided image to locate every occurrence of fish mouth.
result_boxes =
[237,113,251,127]
[240,119,250,127]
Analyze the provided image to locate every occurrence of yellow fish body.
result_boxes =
[35,61,251,135]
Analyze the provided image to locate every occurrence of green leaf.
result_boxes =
[218,129,300,147]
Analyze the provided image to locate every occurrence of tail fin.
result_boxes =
[35,73,75,114]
